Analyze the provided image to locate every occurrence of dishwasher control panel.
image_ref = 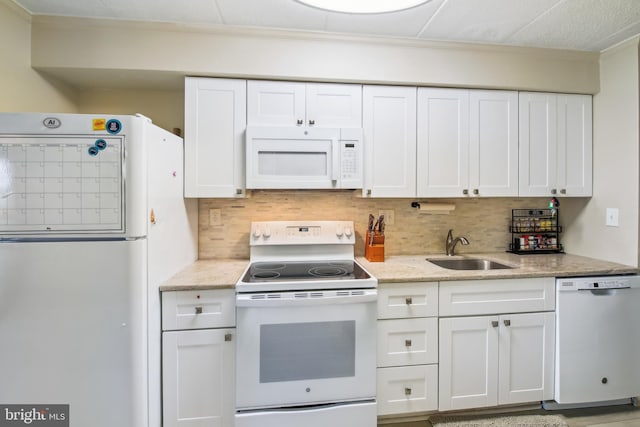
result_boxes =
[557,275,640,291]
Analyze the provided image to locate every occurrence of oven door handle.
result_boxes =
[236,290,377,307]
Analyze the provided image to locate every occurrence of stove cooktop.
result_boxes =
[241,260,371,283]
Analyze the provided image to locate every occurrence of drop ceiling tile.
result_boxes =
[418,0,564,44]
[323,0,443,38]
[109,0,224,24]
[509,0,640,50]
[13,0,113,18]
[215,0,327,31]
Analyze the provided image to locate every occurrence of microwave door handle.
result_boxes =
[332,139,340,183]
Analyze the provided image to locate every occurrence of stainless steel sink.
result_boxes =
[426,257,514,270]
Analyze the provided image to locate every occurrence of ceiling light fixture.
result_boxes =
[295,0,432,14]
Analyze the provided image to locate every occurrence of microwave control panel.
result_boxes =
[339,128,363,189]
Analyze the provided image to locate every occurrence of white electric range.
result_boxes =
[235,220,377,427]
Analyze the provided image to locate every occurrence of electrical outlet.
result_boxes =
[209,209,223,226]
[606,208,619,227]
[378,209,395,225]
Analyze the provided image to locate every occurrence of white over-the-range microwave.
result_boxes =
[246,126,363,189]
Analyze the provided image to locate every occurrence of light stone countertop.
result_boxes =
[160,253,638,291]
[160,259,248,291]
[357,252,638,283]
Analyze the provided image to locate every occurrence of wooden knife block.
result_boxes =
[365,231,385,262]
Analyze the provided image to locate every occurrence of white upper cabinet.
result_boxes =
[417,88,517,197]
[247,80,362,128]
[184,77,246,198]
[557,94,593,197]
[470,90,518,196]
[417,88,469,197]
[519,92,592,197]
[362,85,417,197]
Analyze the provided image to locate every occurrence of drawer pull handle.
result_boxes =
[491,320,499,327]
[195,306,203,314]
[405,339,412,347]
[225,333,232,342]
[504,319,511,326]
[405,297,413,305]
[404,387,412,396]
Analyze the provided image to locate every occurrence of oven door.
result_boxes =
[235,289,377,410]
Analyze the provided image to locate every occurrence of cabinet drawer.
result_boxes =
[439,277,555,316]
[378,282,438,319]
[377,365,438,416]
[162,289,235,331]
[377,318,438,367]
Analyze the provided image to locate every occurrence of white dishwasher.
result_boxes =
[551,275,640,407]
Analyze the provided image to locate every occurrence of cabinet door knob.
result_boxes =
[236,188,243,195]
[491,320,499,327]
[473,189,479,195]
[308,119,315,126]
[296,119,304,125]
[560,188,567,194]
[462,189,469,195]
[551,188,557,195]
[367,189,372,196]
[224,333,232,342]
[194,306,203,314]
[504,319,511,326]
[404,387,412,396]
[405,339,412,347]
[405,297,413,305]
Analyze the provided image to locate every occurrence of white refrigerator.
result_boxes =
[0,113,197,427]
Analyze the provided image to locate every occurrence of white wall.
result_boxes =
[563,38,640,266]
[0,0,77,112]
[30,16,599,94]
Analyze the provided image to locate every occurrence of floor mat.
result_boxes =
[428,414,569,427]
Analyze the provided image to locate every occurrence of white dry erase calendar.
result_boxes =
[0,136,124,233]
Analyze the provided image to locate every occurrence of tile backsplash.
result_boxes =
[198,190,554,259]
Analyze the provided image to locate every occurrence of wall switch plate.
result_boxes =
[606,208,619,227]
[209,208,223,226]
[378,209,395,225]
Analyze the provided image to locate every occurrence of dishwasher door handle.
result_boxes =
[578,287,631,296]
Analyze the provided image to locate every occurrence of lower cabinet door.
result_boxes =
[498,312,555,404]
[438,316,499,411]
[162,328,235,427]
[377,365,438,416]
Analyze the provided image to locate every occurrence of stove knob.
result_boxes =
[336,227,344,237]
[344,227,353,238]
[253,228,262,239]
[263,228,271,238]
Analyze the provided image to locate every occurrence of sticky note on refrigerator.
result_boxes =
[92,118,106,131]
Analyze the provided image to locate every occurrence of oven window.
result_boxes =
[259,320,355,383]
[258,151,327,176]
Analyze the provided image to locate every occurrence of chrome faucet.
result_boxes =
[445,229,469,256]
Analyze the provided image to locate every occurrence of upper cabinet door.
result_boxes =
[417,88,470,197]
[184,77,246,198]
[362,85,416,197]
[519,92,558,197]
[469,91,518,197]
[557,94,592,197]
[519,92,592,197]
[306,83,362,128]
[247,80,306,127]
[247,81,361,128]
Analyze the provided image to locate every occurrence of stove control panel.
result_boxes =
[250,221,356,245]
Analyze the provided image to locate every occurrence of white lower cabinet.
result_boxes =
[377,365,438,416]
[377,282,439,416]
[438,279,556,412]
[162,289,236,427]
